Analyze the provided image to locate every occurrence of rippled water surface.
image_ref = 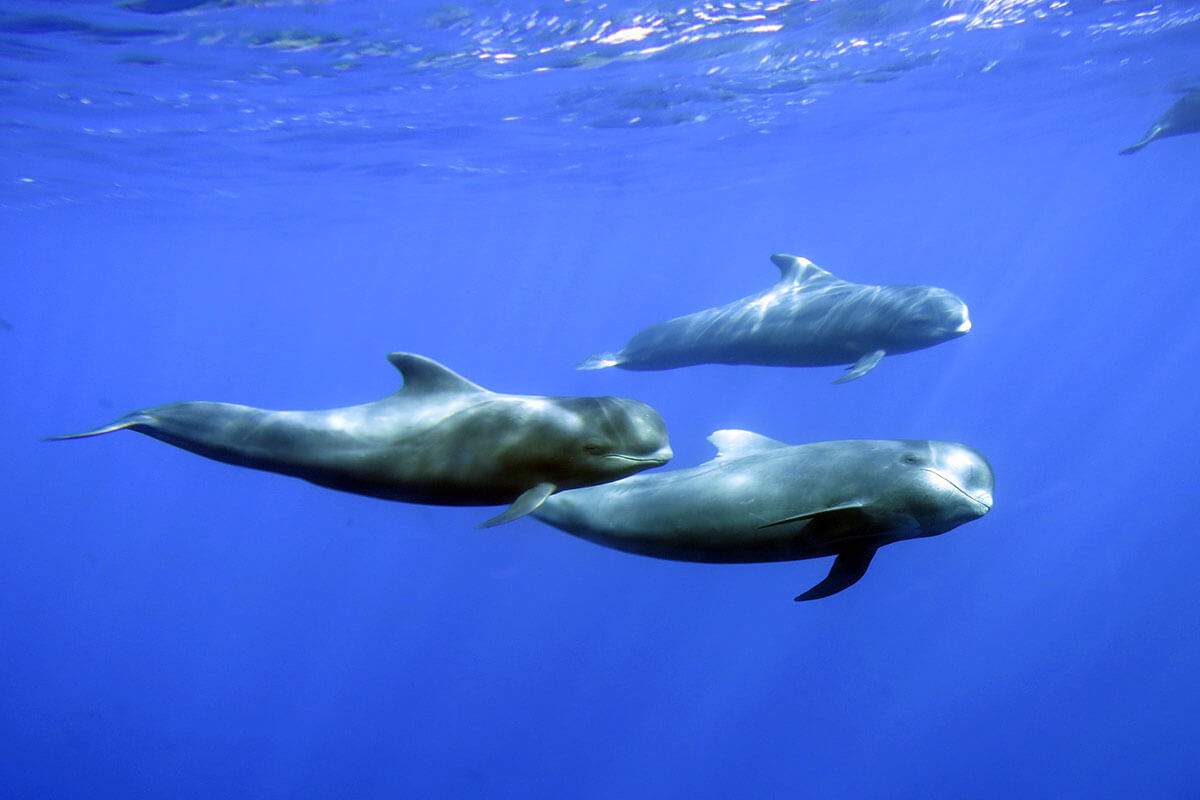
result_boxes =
[4,0,1199,204]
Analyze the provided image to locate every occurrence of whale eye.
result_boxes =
[902,453,920,465]
[583,442,606,456]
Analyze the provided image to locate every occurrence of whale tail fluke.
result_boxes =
[44,413,148,442]
[576,351,623,371]
[1119,124,1163,155]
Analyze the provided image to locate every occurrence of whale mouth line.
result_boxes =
[922,468,991,512]
[604,453,670,465]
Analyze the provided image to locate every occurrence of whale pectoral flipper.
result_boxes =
[795,546,877,602]
[757,502,865,530]
[478,482,558,528]
[833,350,885,384]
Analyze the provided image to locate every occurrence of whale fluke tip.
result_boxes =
[577,352,621,371]
[1120,124,1164,156]
[44,416,142,441]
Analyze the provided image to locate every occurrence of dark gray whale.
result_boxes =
[1120,89,1200,155]
[50,352,673,527]
[534,430,994,600]
[579,254,972,383]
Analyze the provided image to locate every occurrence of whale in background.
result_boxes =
[50,352,673,527]
[534,430,994,601]
[579,254,971,383]
[1120,89,1200,155]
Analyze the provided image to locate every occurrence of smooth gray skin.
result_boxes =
[1120,89,1200,155]
[49,352,674,527]
[578,254,972,383]
[533,430,994,601]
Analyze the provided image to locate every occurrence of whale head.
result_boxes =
[502,395,673,490]
[572,396,674,482]
[886,286,973,350]
[875,440,993,538]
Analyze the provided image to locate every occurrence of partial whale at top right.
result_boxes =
[579,253,972,384]
[1119,89,1200,155]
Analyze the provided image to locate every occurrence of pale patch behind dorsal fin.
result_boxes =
[770,253,836,285]
[387,352,490,395]
[707,429,788,460]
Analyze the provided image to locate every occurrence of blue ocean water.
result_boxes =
[3,0,1199,796]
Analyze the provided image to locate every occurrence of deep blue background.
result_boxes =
[3,1,1200,797]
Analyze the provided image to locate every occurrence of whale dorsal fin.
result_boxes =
[770,253,835,285]
[708,429,788,459]
[387,352,489,395]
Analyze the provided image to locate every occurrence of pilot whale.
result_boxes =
[1120,89,1200,155]
[579,254,972,383]
[50,352,673,527]
[533,430,994,600]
